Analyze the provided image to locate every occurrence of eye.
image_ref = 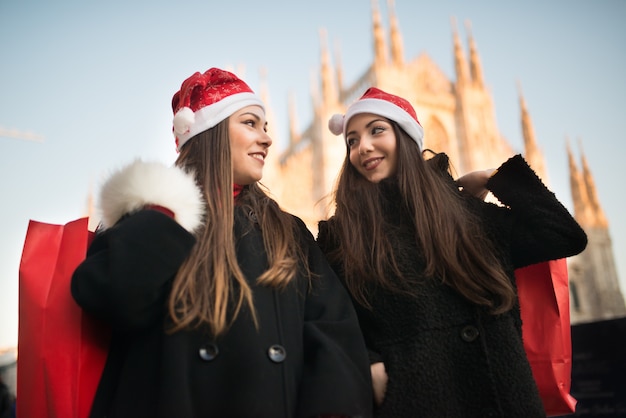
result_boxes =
[371,125,386,135]
[243,119,256,127]
[347,137,357,147]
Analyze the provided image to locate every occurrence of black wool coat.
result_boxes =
[72,207,373,418]
[317,155,588,418]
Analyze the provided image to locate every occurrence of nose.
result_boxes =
[260,131,273,148]
[359,137,373,155]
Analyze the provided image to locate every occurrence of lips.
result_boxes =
[249,152,266,162]
[363,157,383,170]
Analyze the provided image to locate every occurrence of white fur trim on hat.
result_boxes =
[332,99,424,150]
[99,159,205,233]
[174,92,264,151]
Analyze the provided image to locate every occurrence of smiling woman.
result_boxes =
[69,68,373,417]
[318,87,587,417]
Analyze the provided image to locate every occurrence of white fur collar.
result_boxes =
[98,159,204,233]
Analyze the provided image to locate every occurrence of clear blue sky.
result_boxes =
[1,0,625,348]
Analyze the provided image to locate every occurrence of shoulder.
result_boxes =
[317,217,332,231]
[288,213,315,242]
[316,217,340,255]
[425,152,458,190]
[288,212,308,229]
[98,159,204,233]
[425,152,452,173]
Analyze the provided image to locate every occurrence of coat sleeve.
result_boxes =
[484,154,588,268]
[71,209,197,333]
[296,221,374,417]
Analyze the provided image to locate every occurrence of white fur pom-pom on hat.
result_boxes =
[173,107,195,137]
[328,114,345,136]
[99,159,205,233]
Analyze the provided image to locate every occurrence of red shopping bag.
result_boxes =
[17,217,110,418]
[515,258,577,416]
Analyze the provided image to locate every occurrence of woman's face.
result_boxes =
[229,105,272,185]
[346,113,398,183]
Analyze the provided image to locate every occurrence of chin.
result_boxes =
[361,173,384,183]
[237,175,263,185]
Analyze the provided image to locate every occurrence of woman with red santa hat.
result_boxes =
[71,68,373,418]
[317,87,587,417]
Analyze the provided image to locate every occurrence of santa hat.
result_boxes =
[172,68,265,151]
[328,87,424,150]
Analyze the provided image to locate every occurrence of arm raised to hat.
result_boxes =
[456,168,497,200]
[98,159,205,233]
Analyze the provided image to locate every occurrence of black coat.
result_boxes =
[72,207,373,418]
[317,155,588,418]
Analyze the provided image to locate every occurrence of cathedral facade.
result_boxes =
[260,0,625,323]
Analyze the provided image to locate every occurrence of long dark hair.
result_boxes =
[329,122,515,314]
[168,118,309,336]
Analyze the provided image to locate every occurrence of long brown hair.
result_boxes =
[167,118,307,336]
[330,123,515,314]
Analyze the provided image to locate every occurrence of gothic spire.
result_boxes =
[465,20,484,87]
[567,138,593,228]
[580,140,609,228]
[518,82,548,183]
[319,28,336,105]
[451,17,469,85]
[310,68,321,115]
[334,39,344,95]
[372,0,388,65]
[388,0,404,67]
[287,90,299,147]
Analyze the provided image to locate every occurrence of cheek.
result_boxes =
[348,149,360,167]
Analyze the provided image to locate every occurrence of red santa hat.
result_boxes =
[328,87,424,150]
[172,68,265,151]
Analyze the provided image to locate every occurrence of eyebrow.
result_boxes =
[239,111,263,121]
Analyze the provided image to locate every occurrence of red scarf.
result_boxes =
[233,184,243,198]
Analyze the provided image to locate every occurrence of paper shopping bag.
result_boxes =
[17,217,110,418]
[515,258,577,416]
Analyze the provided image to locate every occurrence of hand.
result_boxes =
[370,362,388,406]
[456,168,495,201]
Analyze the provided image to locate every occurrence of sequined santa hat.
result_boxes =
[172,68,265,151]
[328,87,424,150]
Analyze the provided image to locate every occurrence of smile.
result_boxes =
[250,152,266,162]
[363,157,383,170]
